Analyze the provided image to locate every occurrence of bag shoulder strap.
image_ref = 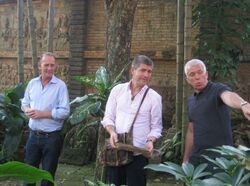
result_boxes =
[128,87,150,134]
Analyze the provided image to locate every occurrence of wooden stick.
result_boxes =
[115,143,151,158]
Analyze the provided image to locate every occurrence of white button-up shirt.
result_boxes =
[101,82,162,148]
[22,75,70,132]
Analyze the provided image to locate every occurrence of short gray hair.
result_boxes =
[184,59,207,76]
[39,52,56,64]
[132,55,154,69]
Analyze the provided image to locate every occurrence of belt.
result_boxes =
[31,130,60,137]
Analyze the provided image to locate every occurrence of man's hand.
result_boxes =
[25,109,51,119]
[144,140,154,154]
[242,103,250,121]
[105,125,118,148]
[109,131,118,148]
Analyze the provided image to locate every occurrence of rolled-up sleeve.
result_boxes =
[21,81,32,110]
[101,85,121,127]
[147,93,162,139]
[51,83,70,120]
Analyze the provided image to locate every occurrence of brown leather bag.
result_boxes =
[101,133,134,166]
[101,88,150,167]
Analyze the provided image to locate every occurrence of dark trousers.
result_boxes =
[23,131,63,186]
[106,155,148,186]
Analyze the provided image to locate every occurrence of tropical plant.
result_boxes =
[146,145,250,186]
[205,145,250,170]
[159,131,182,163]
[192,0,250,84]
[0,161,54,185]
[202,156,250,186]
[0,83,27,162]
[67,64,129,126]
[202,145,250,186]
[62,64,129,181]
[145,162,210,186]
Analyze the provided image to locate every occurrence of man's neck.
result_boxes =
[41,76,52,87]
[130,82,144,97]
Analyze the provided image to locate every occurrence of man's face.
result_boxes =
[186,64,208,92]
[38,55,56,80]
[131,63,152,88]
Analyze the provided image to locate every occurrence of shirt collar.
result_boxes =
[35,75,58,84]
[127,81,149,95]
[193,81,211,97]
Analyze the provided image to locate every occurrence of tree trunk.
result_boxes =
[94,125,107,182]
[182,0,193,154]
[176,0,184,131]
[176,0,184,156]
[47,0,55,52]
[104,0,139,81]
[94,0,139,182]
[27,0,38,77]
[17,0,24,83]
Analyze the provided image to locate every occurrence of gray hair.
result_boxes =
[184,59,207,76]
[39,52,56,64]
[132,55,154,69]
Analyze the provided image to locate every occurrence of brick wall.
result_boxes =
[0,0,249,123]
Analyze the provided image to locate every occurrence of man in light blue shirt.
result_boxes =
[22,52,70,186]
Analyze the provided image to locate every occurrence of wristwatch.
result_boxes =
[240,101,248,108]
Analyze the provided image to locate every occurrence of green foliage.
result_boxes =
[159,131,182,163]
[0,161,54,185]
[0,83,27,162]
[201,145,250,186]
[61,65,129,160]
[202,157,250,186]
[146,145,250,186]
[145,162,210,186]
[193,0,250,84]
[205,145,250,171]
[68,65,129,126]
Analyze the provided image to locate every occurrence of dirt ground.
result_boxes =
[0,163,182,186]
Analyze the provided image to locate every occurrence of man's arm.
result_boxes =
[105,125,118,148]
[144,93,163,153]
[220,91,250,120]
[25,109,52,119]
[183,122,194,163]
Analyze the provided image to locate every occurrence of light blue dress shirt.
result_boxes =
[22,75,70,132]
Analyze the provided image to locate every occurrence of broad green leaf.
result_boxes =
[69,102,102,125]
[4,83,26,105]
[74,75,95,87]
[238,172,250,185]
[95,66,110,90]
[145,163,185,180]
[232,165,245,185]
[182,162,194,177]
[213,172,231,183]
[0,161,54,184]
[70,95,89,105]
[193,163,210,180]
[201,177,225,186]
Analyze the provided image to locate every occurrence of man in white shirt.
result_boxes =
[102,55,162,186]
[22,52,70,186]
